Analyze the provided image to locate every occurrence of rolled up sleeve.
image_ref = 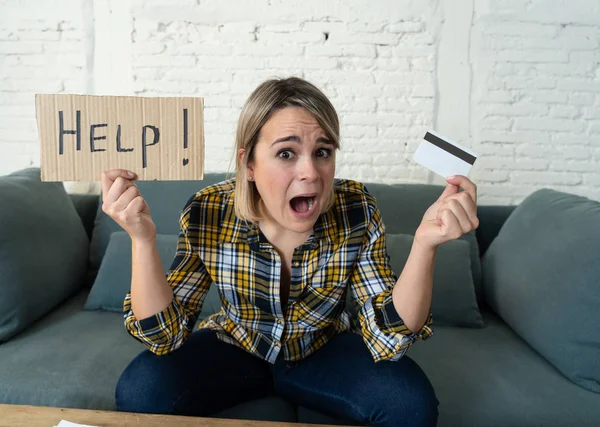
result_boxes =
[123,196,213,355]
[350,198,433,362]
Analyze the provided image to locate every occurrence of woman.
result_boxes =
[104,77,478,426]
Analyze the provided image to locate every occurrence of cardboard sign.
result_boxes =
[36,94,204,181]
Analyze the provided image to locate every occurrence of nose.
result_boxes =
[297,156,319,181]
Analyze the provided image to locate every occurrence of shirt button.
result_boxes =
[276,319,283,324]
[274,340,281,347]
[293,261,300,267]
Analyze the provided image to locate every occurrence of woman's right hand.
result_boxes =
[101,169,157,244]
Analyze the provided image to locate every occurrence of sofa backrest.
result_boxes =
[70,175,516,266]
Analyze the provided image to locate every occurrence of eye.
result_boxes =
[316,148,332,158]
[277,149,294,160]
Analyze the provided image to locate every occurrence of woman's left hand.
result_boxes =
[415,175,479,250]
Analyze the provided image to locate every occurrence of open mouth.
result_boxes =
[290,195,317,215]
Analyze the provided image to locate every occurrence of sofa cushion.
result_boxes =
[0,290,296,423]
[407,309,600,427]
[482,188,600,393]
[89,173,229,278]
[387,234,483,328]
[363,182,483,304]
[85,232,221,319]
[0,168,89,341]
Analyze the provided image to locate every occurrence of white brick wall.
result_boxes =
[0,0,599,204]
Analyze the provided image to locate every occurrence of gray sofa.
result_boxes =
[1,168,599,427]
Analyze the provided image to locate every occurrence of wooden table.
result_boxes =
[0,404,349,427]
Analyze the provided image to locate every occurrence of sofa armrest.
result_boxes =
[476,205,517,258]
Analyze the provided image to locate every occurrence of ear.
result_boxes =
[238,148,254,175]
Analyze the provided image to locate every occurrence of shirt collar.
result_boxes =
[217,191,337,248]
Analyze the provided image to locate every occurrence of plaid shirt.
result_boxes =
[124,179,432,363]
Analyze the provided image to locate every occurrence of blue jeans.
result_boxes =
[116,329,438,426]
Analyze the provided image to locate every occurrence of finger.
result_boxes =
[445,175,477,205]
[436,181,459,202]
[127,195,148,215]
[439,192,478,226]
[440,199,472,234]
[104,176,136,205]
[111,185,141,213]
[100,169,137,198]
[439,208,463,239]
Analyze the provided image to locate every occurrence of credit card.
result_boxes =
[412,130,477,178]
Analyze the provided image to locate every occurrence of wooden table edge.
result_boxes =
[0,404,352,427]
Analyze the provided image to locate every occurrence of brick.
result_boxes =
[582,174,600,186]
[0,41,43,54]
[482,90,519,103]
[558,79,600,92]
[517,144,592,160]
[0,30,19,41]
[18,30,61,41]
[19,53,85,67]
[135,54,196,67]
[548,105,581,118]
[479,130,551,144]
[503,76,556,90]
[483,22,558,37]
[550,161,599,173]
[475,143,515,156]
[569,92,596,105]
[569,51,600,65]
[341,113,380,126]
[60,30,86,41]
[589,121,600,134]
[302,22,347,34]
[582,107,600,120]
[411,85,434,98]
[0,79,63,92]
[43,41,83,53]
[259,30,323,44]
[550,135,595,147]
[474,170,510,182]
[525,90,569,104]
[0,117,37,131]
[337,57,375,70]
[387,21,425,33]
[266,56,335,69]
[346,21,388,34]
[498,49,569,63]
[510,171,582,185]
[327,32,399,46]
[390,47,433,57]
[481,116,513,130]
[1,129,38,142]
[483,158,549,171]
[482,103,549,117]
[342,125,377,138]
[133,42,167,55]
[534,63,595,76]
[410,57,434,71]
[261,23,302,33]
[515,118,585,132]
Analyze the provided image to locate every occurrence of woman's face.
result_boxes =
[246,106,336,235]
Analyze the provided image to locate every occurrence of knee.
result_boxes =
[399,379,439,427]
[375,358,439,427]
[389,368,439,427]
[115,351,174,414]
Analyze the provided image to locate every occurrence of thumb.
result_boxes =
[437,181,459,202]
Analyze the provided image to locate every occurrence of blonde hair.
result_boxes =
[234,77,340,223]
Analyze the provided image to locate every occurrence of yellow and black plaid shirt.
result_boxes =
[124,178,432,363]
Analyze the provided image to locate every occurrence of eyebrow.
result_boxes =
[271,135,333,146]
